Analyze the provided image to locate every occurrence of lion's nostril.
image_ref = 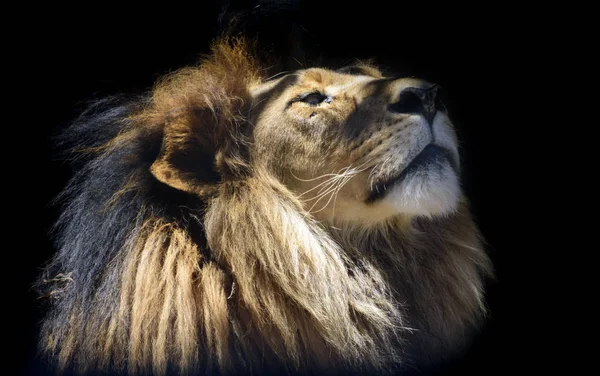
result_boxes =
[388,85,442,125]
[390,90,422,113]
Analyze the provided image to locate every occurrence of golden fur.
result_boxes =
[39,37,493,375]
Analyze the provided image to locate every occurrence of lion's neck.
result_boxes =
[326,204,493,365]
[207,177,493,371]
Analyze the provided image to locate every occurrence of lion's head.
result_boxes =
[151,52,459,224]
[39,38,493,375]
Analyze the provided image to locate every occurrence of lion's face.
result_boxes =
[248,66,460,224]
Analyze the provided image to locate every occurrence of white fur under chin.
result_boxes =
[382,161,460,218]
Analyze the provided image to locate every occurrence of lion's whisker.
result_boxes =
[291,170,345,182]
[309,183,341,214]
[309,161,372,214]
[264,70,289,81]
[330,172,356,219]
[298,176,343,199]
[306,181,343,207]
[296,166,357,198]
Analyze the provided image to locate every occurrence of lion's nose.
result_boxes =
[388,84,442,125]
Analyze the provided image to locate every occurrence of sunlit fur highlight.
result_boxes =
[38,37,493,375]
[205,173,403,372]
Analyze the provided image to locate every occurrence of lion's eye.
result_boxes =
[299,92,330,106]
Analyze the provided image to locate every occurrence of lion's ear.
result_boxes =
[150,110,223,195]
[147,37,260,195]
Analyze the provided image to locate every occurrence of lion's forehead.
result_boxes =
[250,67,382,100]
[325,75,378,96]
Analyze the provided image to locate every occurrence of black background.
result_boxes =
[14,1,539,374]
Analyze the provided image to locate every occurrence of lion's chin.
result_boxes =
[380,161,460,218]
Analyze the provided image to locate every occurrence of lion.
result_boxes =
[38,37,493,375]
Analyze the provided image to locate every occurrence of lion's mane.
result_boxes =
[38,38,493,375]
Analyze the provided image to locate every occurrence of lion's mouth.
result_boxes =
[366,144,455,203]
